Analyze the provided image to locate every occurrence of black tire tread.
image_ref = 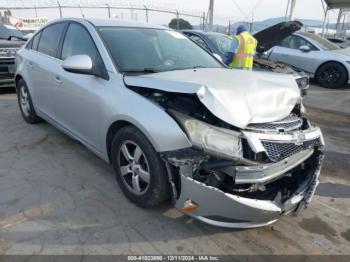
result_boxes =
[16,79,42,124]
[316,62,347,89]
[111,126,169,208]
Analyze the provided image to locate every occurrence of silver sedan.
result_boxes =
[268,32,350,88]
[15,18,324,228]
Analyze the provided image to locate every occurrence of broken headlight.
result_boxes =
[171,110,243,158]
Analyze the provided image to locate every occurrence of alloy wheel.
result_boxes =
[117,140,151,195]
[19,85,31,117]
[321,67,341,84]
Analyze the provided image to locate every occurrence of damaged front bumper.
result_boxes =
[162,126,324,228]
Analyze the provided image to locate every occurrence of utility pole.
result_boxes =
[106,4,111,18]
[285,0,291,19]
[288,0,296,21]
[208,0,214,31]
[336,9,343,37]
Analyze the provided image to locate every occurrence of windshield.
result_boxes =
[98,27,222,73]
[0,23,24,40]
[206,33,232,54]
[300,33,340,50]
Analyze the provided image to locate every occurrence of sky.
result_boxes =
[0,0,344,26]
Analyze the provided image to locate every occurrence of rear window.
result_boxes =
[37,23,65,57]
[299,33,340,51]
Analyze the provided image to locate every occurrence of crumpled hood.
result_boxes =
[254,21,303,53]
[0,39,25,48]
[124,68,301,129]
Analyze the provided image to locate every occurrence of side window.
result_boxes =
[294,36,317,51]
[30,32,41,50]
[278,35,316,51]
[26,38,33,49]
[37,23,65,57]
[189,35,210,52]
[61,23,99,61]
[278,36,293,48]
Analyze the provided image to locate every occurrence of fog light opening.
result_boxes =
[181,199,199,212]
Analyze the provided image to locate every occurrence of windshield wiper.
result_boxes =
[166,66,211,72]
[123,68,160,75]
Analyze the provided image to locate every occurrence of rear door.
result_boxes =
[52,22,109,152]
[269,35,318,74]
[28,22,66,119]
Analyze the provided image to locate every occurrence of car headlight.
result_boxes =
[296,76,309,90]
[170,110,243,158]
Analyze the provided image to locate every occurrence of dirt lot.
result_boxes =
[0,85,349,255]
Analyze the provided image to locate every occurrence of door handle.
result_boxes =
[53,75,63,85]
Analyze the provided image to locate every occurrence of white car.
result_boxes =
[268,31,350,88]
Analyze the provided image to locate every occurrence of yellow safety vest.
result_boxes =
[229,32,258,70]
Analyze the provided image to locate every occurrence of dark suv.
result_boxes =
[0,23,26,88]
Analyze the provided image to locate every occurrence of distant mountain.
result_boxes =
[193,16,328,35]
[256,17,324,27]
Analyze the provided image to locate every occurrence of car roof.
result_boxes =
[46,17,169,30]
[182,30,228,37]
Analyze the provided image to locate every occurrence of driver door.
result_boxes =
[52,22,109,152]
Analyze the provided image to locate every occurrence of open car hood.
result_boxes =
[124,68,301,129]
[254,21,303,53]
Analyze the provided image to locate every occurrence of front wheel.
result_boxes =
[316,62,347,88]
[111,126,170,207]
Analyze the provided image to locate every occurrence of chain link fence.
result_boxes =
[0,0,206,30]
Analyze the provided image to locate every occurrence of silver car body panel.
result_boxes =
[125,68,301,129]
[269,33,350,82]
[15,19,192,160]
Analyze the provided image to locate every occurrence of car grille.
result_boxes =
[262,138,322,162]
[247,116,303,132]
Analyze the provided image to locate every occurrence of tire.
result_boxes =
[111,126,170,207]
[16,79,42,124]
[316,62,347,88]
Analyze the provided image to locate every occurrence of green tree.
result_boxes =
[168,18,193,30]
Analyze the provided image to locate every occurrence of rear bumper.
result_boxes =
[170,150,324,228]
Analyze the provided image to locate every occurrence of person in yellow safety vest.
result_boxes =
[226,24,258,70]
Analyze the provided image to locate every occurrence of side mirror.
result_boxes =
[299,45,311,52]
[213,53,223,63]
[62,55,93,75]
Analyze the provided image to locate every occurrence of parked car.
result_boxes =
[182,21,310,96]
[0,23,26,88]
[327,37,350,49]
[15,18,324,228]
[268,31,350,88]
